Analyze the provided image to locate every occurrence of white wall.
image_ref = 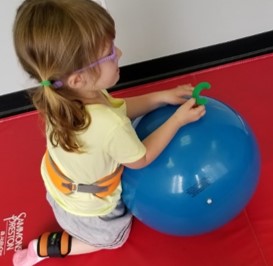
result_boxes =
[1,0,273,96]
[109,0,273,65]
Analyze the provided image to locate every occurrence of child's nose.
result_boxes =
[115,47,122,59]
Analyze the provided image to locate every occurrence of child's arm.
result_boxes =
[124,84,193,120]
[123,98,205,169]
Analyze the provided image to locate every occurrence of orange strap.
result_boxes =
[37,232,51,257]
[44,150,123,197]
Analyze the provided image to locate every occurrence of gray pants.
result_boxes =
[46,193,133,248]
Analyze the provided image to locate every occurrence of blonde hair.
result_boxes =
[13,0,115,152]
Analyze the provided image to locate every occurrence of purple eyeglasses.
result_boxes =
[52,44,117,89]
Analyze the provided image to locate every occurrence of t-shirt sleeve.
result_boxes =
[104,119,146,164]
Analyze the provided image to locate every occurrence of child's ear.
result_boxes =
[66,72,86,89]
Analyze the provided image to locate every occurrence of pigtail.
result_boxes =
[32,84,91,153]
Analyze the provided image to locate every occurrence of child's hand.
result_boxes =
[172,98,206,127]
[161,84,194,105]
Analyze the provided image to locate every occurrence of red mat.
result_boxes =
[1,53,273,266]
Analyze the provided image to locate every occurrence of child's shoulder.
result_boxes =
[86,103,127,125]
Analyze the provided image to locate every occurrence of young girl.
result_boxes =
[12,0,205,265]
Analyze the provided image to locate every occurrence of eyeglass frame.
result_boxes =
[52,43,116,88]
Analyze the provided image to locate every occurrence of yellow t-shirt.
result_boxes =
[41,90,146,217]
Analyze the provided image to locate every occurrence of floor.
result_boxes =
[1,53,273,266]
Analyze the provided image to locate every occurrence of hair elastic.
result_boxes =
[40,80,52,87]
[40,80,63,89]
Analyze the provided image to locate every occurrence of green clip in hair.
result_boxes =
[40,80,52,87]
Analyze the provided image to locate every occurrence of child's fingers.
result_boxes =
[183,97,196,107]
[179,84,194,91]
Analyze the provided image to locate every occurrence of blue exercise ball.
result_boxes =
[122,97,260,236]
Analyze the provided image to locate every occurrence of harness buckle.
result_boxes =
[71,183,78,193]
[61,182,78,193]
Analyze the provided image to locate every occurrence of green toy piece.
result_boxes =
[192,82,211,105]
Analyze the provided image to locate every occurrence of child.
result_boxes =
[12,0,206,265]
